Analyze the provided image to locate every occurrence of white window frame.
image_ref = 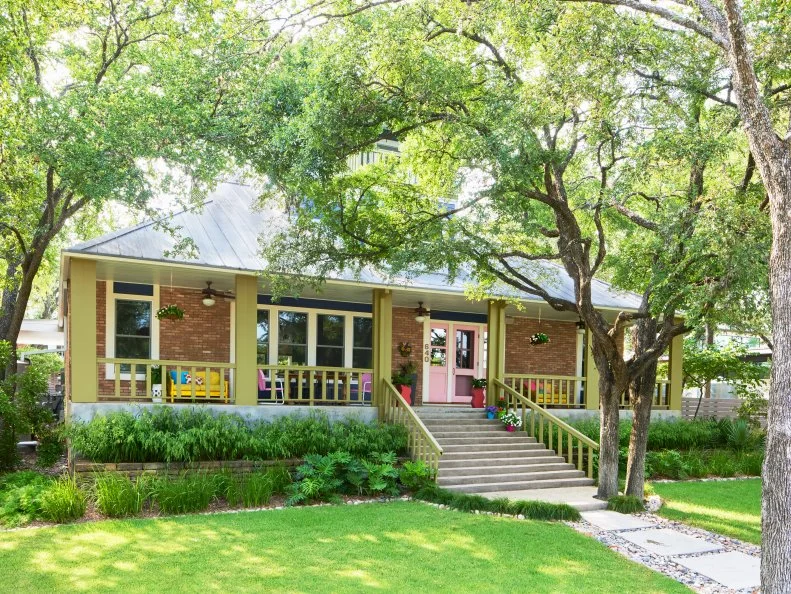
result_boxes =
[105,282,160,380]
[256,304,372,368]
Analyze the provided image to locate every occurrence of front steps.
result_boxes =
[417,407,595,495]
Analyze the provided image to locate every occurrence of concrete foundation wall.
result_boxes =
[69,402,379,424]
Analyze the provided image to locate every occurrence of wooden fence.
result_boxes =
[681,397,741,420]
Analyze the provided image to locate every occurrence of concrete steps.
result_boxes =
[417,406,595,495]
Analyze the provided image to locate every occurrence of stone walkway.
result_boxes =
[571,510,760,593]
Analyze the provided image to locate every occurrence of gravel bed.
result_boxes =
[567,514,761,594]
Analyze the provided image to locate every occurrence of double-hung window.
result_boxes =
[316,314,344,367]
[115,300,152,372]
[278,311,308,365]
[352,317,373,368]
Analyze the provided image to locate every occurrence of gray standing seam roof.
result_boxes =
[67,181,643,311]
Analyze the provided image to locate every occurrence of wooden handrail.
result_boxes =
[494,379,598,478]
[504,373,586,381]
[382,379,443,478]
[98,357,235,367]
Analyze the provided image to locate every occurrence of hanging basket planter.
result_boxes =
[156,304,185,321]
[530,332,550,345]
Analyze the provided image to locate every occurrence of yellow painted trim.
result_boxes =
[584,328,600,410]
[70,259,98,403]
[234,274,259,405]
[668,332,683,411]
[372,289,392,410]
[486,300,506,406]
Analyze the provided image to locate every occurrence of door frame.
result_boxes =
[422,320,486,404]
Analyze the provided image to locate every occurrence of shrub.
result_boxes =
[569,418,731,453]
[36,426,65,468]
[680,450,707,479]
[706,451,737,477]
[607,495,644,514]
[39,477,87,523]
[723,419,756,453]
[67,409,408,463]
[220,467,292,508]
[646,450,688,480]
[399,460,432,491]
[94,473,148,517]
[412,484,581,521]
[0,471,52,526]
[738,452,764,476]
[152,473,217,514]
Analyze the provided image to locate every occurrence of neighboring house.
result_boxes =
[59,180,684,422]
[18,319,65,351]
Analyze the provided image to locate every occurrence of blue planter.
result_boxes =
[486,411,496,420]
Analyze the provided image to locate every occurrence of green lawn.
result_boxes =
[0,501,688,593]
[652,479,762,545]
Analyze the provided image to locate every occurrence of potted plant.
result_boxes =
[501,412,522,432]
[156,304,185,321]
[151,365,162,403]
[399,360,418,400]
[530,332,550,345]
[485,405,498,420]
[392,371,412,405]
[470,378,487,408]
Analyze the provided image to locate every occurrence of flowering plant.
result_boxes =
[485,405,498,414]
[501,412,522,429]
[156,304,184,320]
[530,332,550,345]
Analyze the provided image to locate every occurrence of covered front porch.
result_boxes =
[66,256,683,415]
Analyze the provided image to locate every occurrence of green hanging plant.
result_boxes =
[156,304,185,321]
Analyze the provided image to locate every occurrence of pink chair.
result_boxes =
[360,373,372,405]
[258,369,284,404]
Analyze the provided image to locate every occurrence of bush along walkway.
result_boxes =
[570,510,760,593]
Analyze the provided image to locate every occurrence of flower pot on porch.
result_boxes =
[399,385,412,405]
[506,425,516,432]
[151,383,163,404]
[486,411,496,420]
[470,387,486,409]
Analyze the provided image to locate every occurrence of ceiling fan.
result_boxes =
[201,281,235,306]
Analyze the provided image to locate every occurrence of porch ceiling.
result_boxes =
[75,255,598,322]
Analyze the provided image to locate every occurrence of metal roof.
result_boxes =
[66,181,642,311]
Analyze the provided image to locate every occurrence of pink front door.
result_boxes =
[428,324,449,403]
[452,325,478,404]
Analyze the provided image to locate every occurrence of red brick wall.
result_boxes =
[505,317,578,376]
[158,287,231,362]
[391,307,424,405]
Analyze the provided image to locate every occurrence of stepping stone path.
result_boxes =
[574,510,761,593]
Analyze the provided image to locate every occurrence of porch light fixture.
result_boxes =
[414,301,430,323]
[202,295,216,307]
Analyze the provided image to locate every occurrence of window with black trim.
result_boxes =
[352,317,373,368]
[278,311,308,365]
[115,300,151,367]
[257,310,270,364]
[317,314,344,367]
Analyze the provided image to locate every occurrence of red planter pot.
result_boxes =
[399,385,412,406]
[506,425,516,432]
[470,387,486,409]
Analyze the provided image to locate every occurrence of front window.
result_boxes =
[352,317,373,368]
[115,300,151,370]
[278,311,308,365]
[256,310,269,364]
[317,314,344,367]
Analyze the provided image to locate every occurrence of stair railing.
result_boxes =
[493,379,598,479]
[382,379,443,479]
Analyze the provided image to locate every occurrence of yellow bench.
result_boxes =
[168,370,229,402]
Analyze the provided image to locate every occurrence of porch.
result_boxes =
[67,257,684,414]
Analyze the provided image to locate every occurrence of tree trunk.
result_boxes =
[718,3,791,589]
[593,346,622,499]
[703,323,714,399]
[625,318,659,498]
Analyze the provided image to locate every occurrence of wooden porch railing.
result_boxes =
[97,358,235,403]
[619,380,671,409]
[382,379,443,479]
[494,379,598,479]
[503,374,586,408]
[257,366,373,405]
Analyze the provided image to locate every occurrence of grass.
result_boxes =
[0,501,689,593]
[652,479,761,545]
[607,495,644,514]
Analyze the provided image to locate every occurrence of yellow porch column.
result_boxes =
[486,300,506,406]
[668,332,684,411]
[234,274,258,406]
[70,258,97,403]
[372,289,392,409]
[584,328,600,410]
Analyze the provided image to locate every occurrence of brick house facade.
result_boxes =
[504,318,579,376]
